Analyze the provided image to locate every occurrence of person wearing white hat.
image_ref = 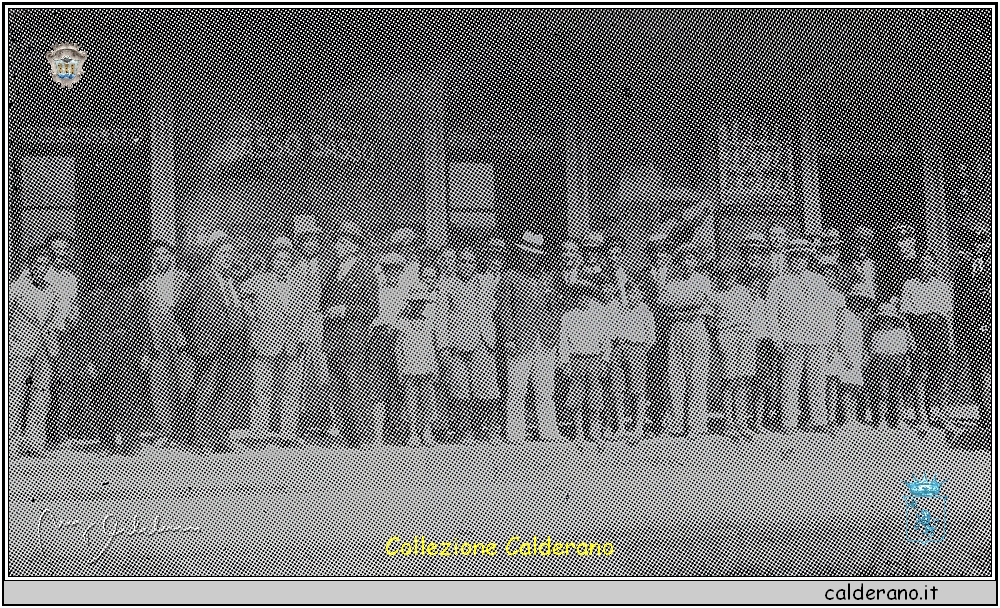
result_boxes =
[9,247,60,458]
[767,224,790,279]
[764,238,839,435]
[580,230,607,287]
[900,253,956,434]
[241,236,299,447]
[369,251,409,445]
[953,222,991,433]
[658,242,713,438]
[395,284,443,447]
[174,230,248,454]
[285,214,332,441]
[438,247,501,445]
[45,232,85,449]
[139,239,193,449]
[389,226,422,293]
[496,231,563,444]
[321,220,379,448]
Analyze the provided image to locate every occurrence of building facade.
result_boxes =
[7,8,992,283]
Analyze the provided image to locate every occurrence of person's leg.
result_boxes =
[324,350,347,440]
[624,343,647,439]
[665,325,686,436]
[647,339,669,436]
[533,342,561,441]
[564,358,585,446]
[686,325,711,436]
[608,344,629,440]
[586,358,605,444]
[401,375,419,446]
[419,374,438,446]
[469,345,501,441]
[147,350,174,443]
[191,356,221,454]
[451,351,474,443]
[9,357,31,456]
[250,356,275,441]
[804,344,828,430]
[172,350,196,446]
[24,354,54,456]
[732,377,750,437]
[504,347,532,444]
[780,343,805,432]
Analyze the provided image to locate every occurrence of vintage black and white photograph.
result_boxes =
[4,5,995,584]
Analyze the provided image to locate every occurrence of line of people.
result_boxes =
[8,216,992,458]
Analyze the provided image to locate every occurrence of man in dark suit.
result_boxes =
[174,230,248,454]
[85,249,149,456]
[953,224,992,432]
[321,221,378,448]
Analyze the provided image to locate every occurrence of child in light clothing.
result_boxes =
[559,281,612,448]
[835,294,869,427]
[709,261,758,440]
[605,281,656,442]
[866,302,914,430]
[395,284,441,447]
[818,260,847,433]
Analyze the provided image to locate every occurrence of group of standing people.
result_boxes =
[8,214,992,458]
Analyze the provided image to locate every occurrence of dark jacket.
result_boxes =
[319,256,378,353]
[174,267,247,360]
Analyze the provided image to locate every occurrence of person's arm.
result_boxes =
[644,306,658,351]
[558,314,570,368]
[944,282,957,359]
[495,273,513,348]
[479,279,497,350]
[437,287,452,353]
[764,277,782,347]
[356,266,379,328]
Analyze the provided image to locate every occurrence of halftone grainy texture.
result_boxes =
[5,6,994,579]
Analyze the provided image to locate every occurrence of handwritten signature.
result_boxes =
[37,509,202,564]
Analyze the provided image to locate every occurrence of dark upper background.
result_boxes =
[5,7,993,281]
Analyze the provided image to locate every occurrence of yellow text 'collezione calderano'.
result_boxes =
[385,536,614,557]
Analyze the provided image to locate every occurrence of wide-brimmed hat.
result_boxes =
[271,236,294,254]
[820,228,842,249]
[582,230,605,250]
[516,231,546,256]
[740,232,768,252]
[649,221,676,245]
[673,241,705,263]
[893,223,916,241]
[712,257,743,279]
[293,214,322,236]
[486,237,506,253]
[406,285,437,302]
[390,227,417,248]
[337,221,363,242]
[203,229,231,262]
[786,238,814,257]
[561,239,580,255]
[381,252,406,269]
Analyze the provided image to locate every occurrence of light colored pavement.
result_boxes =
[6,429,992,577]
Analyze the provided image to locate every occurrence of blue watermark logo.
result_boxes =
[904,474,946,545]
